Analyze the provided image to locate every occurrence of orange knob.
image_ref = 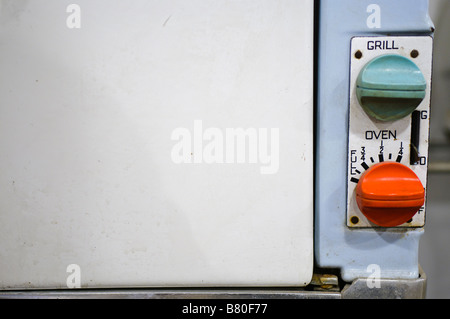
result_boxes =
[356,162,425,227]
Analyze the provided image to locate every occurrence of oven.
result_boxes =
[0,0,435,299]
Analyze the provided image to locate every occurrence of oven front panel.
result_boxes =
[0,0,314,289]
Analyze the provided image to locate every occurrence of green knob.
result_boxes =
[356,55,427,122]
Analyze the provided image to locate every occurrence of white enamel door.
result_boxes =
[0,0,314,289]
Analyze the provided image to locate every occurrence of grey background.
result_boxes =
[418,0,450,299]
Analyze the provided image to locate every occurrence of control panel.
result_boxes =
[347,36,433,228]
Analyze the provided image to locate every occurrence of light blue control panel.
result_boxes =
[315,0,434,282]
